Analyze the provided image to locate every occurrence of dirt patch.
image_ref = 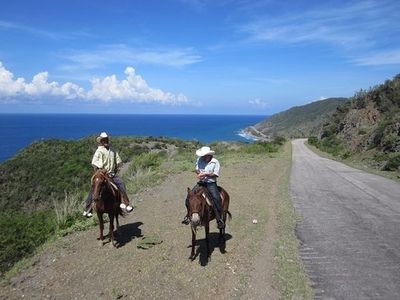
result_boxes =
[0,149,291,299]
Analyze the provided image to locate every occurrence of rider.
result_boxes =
[83,132,133,217]
[182,146,225,229]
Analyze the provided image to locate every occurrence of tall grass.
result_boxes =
[53,191,82,229]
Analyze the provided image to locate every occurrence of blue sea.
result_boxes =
[0,114,266,162]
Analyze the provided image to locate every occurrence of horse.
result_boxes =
[187,186,232,261]
[91,169,123,247]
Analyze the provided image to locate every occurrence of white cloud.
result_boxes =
[0,19,62,40]
[87,67,188,104]
[249,98,268,108]
[351,49,400,66]
[60,45,202,71]
[0,62,188,104]
[240,1,400,50]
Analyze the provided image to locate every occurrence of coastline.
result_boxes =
[238,126,271,141]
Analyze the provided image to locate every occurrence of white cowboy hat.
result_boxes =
[196,146,215,157]
[96,132,110,143]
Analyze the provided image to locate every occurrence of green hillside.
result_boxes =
[249,98,348,138]
[311,74,400,172]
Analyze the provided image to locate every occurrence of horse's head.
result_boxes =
[91,170,107,201]
[187,187,205,227]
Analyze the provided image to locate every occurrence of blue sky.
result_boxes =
[0,0,399,115]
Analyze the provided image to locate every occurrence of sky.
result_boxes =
[0,0,399,115]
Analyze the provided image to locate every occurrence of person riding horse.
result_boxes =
[83,132,133,217]
[182,146,225,229]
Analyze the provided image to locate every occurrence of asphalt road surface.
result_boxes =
[290,139,400,300]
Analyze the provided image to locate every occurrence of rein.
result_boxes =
[190,189,208,226]
[92,170,118,198]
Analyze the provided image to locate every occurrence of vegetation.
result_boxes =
[312,74,400,174]
[0,210,56,276]
[0,136,199,276]
[250,98,348,138]
[0,136,287,277]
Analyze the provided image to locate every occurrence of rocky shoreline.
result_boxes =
[238,126,270,141]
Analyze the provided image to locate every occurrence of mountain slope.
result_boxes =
[314,74,400,171]
[246,98,348,138]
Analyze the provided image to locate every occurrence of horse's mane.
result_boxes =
[91,169,119,196]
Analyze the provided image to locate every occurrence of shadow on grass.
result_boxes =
[188,232,233,266]
[115,221,143,248]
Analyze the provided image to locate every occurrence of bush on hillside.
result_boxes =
[0,210,56,276]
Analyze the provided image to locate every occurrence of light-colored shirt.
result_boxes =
[91,145,122,175]
[196,157,220,183]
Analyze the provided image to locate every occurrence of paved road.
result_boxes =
[290,139,400,300]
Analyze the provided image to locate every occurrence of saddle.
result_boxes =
[196,185,226,207]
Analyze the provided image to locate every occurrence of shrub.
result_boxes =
[273,136,286,145]
[308,136,319,146]
[0,210,56,275]
[241,141,279,154]
[358,128,367,135]
[383,154,400,171]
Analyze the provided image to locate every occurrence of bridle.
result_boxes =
[92,170,117,201]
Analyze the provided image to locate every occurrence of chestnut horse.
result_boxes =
[187,186,232,261]
[91,170,123,247]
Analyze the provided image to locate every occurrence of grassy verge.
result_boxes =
[274,142,313,299]
[305,141,400,182]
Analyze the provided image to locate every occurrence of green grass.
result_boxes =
[273,142,313,300]
[306,141,400,182]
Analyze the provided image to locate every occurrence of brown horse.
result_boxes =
[187,186,232,261]
[91,170,123,247]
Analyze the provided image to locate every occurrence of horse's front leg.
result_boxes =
[190,226,196,260]
[205,222,210,261]
[97,213,104,241]
[109,213,115,247]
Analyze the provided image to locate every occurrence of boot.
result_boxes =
[213,206,225,229]
[121,193,133,212]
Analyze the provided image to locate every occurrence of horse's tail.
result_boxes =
[225,210,232,222]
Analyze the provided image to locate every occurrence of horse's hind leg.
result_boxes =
[109,214,116,247]
[219,212,227,253]
[205,223,211,261]
[115,213,120,235]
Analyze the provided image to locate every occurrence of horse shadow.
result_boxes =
[114,221,143,248]
[189,232,233,266]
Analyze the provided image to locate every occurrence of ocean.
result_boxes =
[0,114,266,162]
